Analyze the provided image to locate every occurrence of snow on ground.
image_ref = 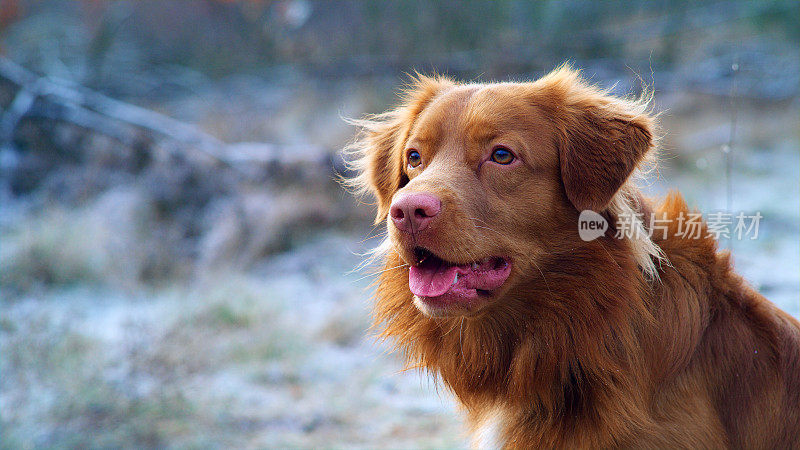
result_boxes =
[1,233,467,449]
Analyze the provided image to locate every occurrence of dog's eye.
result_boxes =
[490,147,515,165]
[407,150,422,168]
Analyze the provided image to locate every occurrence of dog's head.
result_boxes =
[348,66,657,318]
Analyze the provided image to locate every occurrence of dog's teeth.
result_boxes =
[453,273,459,285]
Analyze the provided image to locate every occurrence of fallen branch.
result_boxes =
[0,57,336,181]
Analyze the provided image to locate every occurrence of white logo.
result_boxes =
[578,210,608,241]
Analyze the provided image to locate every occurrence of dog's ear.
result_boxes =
[346,75,452,223]
[536,67,655,212]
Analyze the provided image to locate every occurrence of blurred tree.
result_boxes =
[0,0,797,91]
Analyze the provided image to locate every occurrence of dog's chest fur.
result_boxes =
[470,406,506,449]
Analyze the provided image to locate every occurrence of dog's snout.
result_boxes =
[390,193,441,234]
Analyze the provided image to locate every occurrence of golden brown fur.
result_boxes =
[346,66,800,449]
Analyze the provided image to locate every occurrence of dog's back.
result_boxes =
[641,193,800,448]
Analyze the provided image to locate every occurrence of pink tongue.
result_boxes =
[409,259,458,297]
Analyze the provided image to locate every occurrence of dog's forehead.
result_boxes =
[462,84,543,137]
[409,86,478,144]
[410,83,555,166]
[412,83,547,140]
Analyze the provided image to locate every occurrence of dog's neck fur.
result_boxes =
[374,232,657,447]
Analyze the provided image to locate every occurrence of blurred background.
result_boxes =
[0,1,797,448]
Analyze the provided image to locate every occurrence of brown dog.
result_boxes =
[346,66,800,449]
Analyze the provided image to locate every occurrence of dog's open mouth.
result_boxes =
[409,248,512,302]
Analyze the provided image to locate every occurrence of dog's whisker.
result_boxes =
[596,239,624,272]
[468,217,504,236]
[351,262,410,282]
[443,319,462,337]
[370,262,410,275]
[530,259,553,297]
[474,225,503,235]
[357,233,388,245]
[459,317,465,362]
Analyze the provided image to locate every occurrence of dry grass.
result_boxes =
[1,209,111,291]
[0,316,211,449]
[145,275,309,379]
[0,188,188,295]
